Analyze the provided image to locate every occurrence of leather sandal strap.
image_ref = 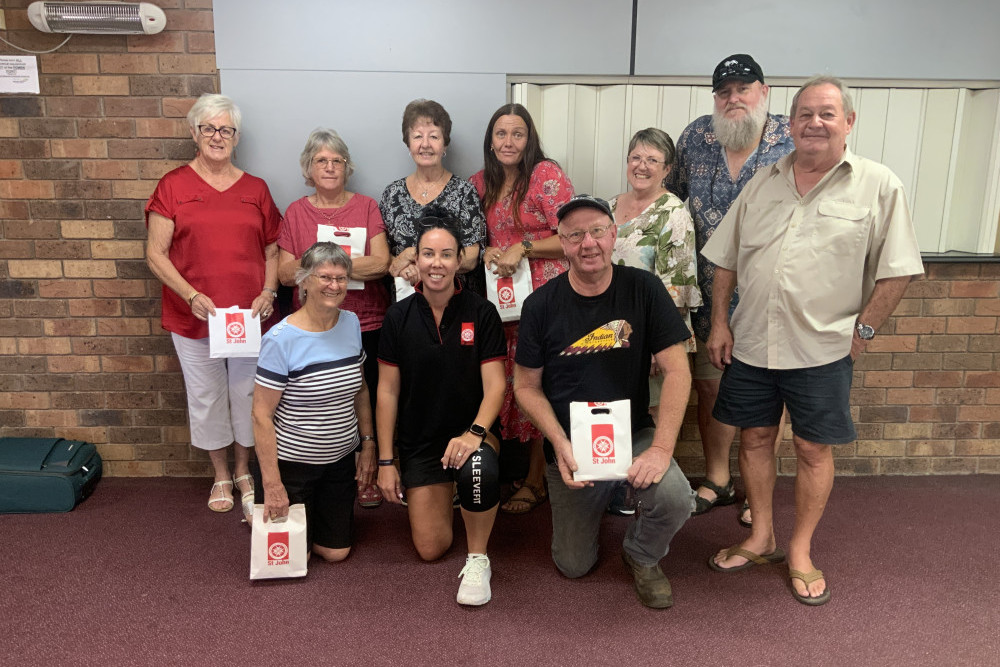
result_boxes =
[725,547,770,565]
[699,479,732,498]
[789,568,825,584]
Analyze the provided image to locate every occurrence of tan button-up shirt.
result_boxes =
[701,149,924,369]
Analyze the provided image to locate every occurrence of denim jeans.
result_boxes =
[547,427,695,578]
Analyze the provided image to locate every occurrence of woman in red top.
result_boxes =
[278,128,390,508]
[146,93,281,518]
[470,104,574,514]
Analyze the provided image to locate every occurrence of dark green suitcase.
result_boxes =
[0,437,103,513]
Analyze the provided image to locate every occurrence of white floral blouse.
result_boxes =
[610,191,701,353]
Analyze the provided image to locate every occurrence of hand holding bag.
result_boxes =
[569,400,632,482]
[249,503,308,580]
[208,306,261,358]
[485,257,533,322]
[316,225,367,290]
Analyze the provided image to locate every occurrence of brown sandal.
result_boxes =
[500,483,547,515]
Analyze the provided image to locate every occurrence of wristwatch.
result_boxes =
[521,239,533,258]
[468,423,488,441]
[856,321,875,340]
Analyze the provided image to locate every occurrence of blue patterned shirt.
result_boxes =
[669,113,793,341]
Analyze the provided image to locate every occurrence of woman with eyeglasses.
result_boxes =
[604,128,700,515]
[470,103,574,515]
[376,210,506,605]
[379,99,486,295]
[146,93,281,518]
[252,243,375,562]
[278,128,390,509]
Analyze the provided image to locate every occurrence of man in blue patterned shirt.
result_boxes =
[668,54,794,526]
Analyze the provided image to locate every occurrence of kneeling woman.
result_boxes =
[376,210,506,606]
[252,242,375,561]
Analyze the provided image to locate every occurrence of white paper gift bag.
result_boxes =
[485,258,533,322]
[316,225,366,290]
[569,400,632,482]
[250,503,308,580]
[208,306,261,358]
[394,276,416,301]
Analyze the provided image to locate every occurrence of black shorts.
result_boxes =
[713,355,856,445]
[252,455,356,550]
[398,440,457,489]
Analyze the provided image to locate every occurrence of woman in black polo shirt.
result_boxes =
[376,209,506,606]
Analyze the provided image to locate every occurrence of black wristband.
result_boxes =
[377,459,395,467]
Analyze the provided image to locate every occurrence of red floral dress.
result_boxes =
[470,161,574,441]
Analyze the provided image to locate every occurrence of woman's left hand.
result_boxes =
[441,431,483,470]
[491,244,525,278]
[400,264,420,286]
[355,444,376,487]
[251,290,275,320]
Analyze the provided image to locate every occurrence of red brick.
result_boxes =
[17,337,72,355]
[885,388,934,404]
[51,139,108,159]
[187,32,215,53]
[965,371,1000,387]
[0,160,23,179]
[158,54,217,74]
[162,9,214,31]
[906,440,954,456]
[930,458,979,474]
[61,220,116,239]
[47,356,101,373]
[104,98,161,117]
[19,118,76,138]
[8,260,61,278]
[156,355,181,372]
[883,423,933,439]
[957,406,996,421]
[94,279,148,298]
[913,371,963,387]
[904,281,949,299]
[909,406,957,422]
[78,119,135,138]
[0,180,54,199]
[950,281,999,298]
[63,260,117,278]
[895,317,946,334]
[946,316,997,334]
[72,337,127,355]
[81,160,139,180]
[68,299,122,317]
[934,423,980,439]
[975,299,1000,317]
[127,31,185,53]
[56,427,109,444]
[162,97,196,118]
[46,97,102,118]
[37,279,92,298]
[922,299,974,316]
[40,54,99,74]
[99,54,159,74]
[112,180,157,200]
[925,263,980,280]
[867,335,917,352]
[942,353,993,370]
[105,461,163,477]
[890,299,921,316]
[0,392,50,410]
[96,444,135,461]
[881,458,932,474]
[44,319,96,337]
[102,356,155,373]
[25,410,77,427]
[139,160,187,180]
[862,371,913,388]
[0,239,33,258]
[97,318,151,336]
[135,118,188,138]
[986,389,1000,404]
[72,76,129,96]
[107,139,165,159]
[918,335,967,352]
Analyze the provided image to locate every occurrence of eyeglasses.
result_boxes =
[198,125,237,139]
[627,154,666,168]
[313,157,347,170]
[311,273,349,286]
[559,222,614,245]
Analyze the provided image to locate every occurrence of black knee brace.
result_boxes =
[456,444,499,512]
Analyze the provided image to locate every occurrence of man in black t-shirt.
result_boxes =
[514,195,695,609]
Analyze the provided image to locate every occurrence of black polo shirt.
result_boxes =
[379,281,506,449]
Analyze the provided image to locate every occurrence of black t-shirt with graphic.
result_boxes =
[515,264,690,453]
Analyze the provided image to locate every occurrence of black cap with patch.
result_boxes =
[556,194,613,222]
[712,54,764,91]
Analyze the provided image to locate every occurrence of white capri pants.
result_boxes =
[172,333,257,451]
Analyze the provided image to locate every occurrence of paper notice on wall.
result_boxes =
[0,56,40,94]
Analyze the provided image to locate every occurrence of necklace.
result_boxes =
[311,192,349,221]
[412,171,449,202]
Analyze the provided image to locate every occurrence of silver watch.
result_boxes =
[856,321,875,340]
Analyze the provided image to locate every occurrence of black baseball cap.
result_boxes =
[712,54,765,91]
[556,194,613,221]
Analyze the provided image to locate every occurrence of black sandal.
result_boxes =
[738,499,752,527]
[691,479,736,516]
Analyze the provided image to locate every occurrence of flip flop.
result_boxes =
[208,480,234,513]
[789,568,831,606]
[708,546,786,572]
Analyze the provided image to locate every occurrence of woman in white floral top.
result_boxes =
[610,128,701,406]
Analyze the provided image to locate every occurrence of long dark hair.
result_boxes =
[481,103,552,229]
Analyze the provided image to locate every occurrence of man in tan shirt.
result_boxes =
[700,75,924,606]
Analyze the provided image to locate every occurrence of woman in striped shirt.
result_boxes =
[251,242,375,561]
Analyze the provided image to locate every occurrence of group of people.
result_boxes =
[145,52,923,609]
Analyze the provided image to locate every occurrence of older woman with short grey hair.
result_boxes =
[146,92,281,518]
[278,128,390,508]
[253,242,375,561]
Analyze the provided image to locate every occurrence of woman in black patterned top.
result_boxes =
[378,99,486,295]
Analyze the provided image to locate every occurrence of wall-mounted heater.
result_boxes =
[27,2,166,34]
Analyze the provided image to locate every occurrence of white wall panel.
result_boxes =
[949,89,1000,252]
[913,90,960,251]
[881,89,926,216]
[852,89,889,160]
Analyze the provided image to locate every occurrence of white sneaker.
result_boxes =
[456,554,492,606]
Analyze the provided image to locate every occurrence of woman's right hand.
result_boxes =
[189,292,218,321]
[493,244,525,278]
[389,247,417,277]
[377,465,404,505]
[263,481,289,522]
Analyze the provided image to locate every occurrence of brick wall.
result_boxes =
[1,0,217,475]
[1,1,998,476]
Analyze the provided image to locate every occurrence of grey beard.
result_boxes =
[712,102,768,150]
